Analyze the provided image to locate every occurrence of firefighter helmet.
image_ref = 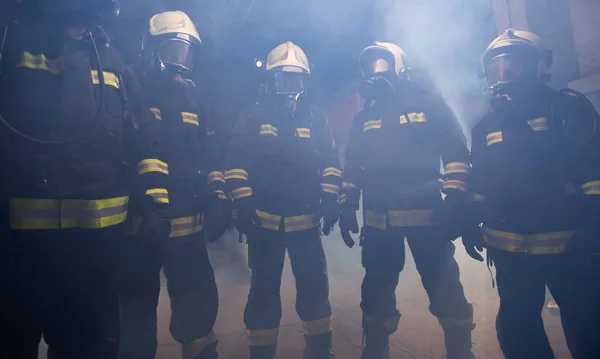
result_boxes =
[359,42,406,77]
[265,41,311,74]
[481,29,552,90]
[142,10,201,73]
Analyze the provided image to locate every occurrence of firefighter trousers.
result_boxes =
[0,225,126,359]
[118,229,218,359]
[360,225,474,357]
[244,226,333,359]
[490,248,600,359]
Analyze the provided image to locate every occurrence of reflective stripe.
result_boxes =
[389,209,437,227]
[528,117,550,132]
[170,215,202,238]
[215,190,228,200]
[321,183,340,195]
[407,112,427,123]
[17,52,64,75]
[207,171,226,183]
[342,182,359,189]
[296,127,311,138]
[363,119,382,132]
[483,227,574,254]
[256,210,281,231]
[322,167,342,177]
[181,331,217,359]
[302,316,333,336]
[363,313,400,332]
[400,114,408,124]
[339,193,347,204]
[150,108,162,120]
[146,188,169,204]
[486,131,503,146]
[137,159,169,175]
[231,187,253,200]
[247,328,279,346]
[582,181,600,195]
[442,179,467,192]
[224,169,249,181]
[444,162,470,175]
[182,112,199,126]
[10,196,129,230]
[260,124,278,137]
[284,214,316,232]
[91,70,120,89]
[471,193,486,202]
[365,210,387,230]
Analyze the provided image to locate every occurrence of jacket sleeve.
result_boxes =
[340,112,365,210]
[123,66,169,211]
[429,95,471,196]
[225,109,255,202]
[198,102,228,200]
[313,111,342,199]
[466,119,488,224]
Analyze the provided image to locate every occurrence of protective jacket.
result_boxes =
[343,82,470,227]
[226,103,341,230]
[470,86,600,254]
[139,75,227,235]
[0,21,168,230]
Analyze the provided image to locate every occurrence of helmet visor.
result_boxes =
[273,72,305,95]
[158,38,195,72]
[485,53,538,88]
[360,48,395,77]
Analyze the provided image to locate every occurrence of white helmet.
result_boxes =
[359,42,407,77]
[266,41,311,74]
[142,11,201,73]
[481,29,552,89]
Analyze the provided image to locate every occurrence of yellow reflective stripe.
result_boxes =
[471,193,486,202]
[137,159,169,175]
[247,328,279,346]
[207,171,226,183]
[224,169,249,181]
[17,52,64,75]
[339,193,347,204]
[146,188,169,204]
[10,197,129,230]
[388,209,437,227]
[528,117,550,132]
[321,183,340,195]
[363,119,382,132]
[91,70,120,89]
[322,167,342,177]
[444,162,471,175]
[483,227,574,254]
[256,210,281,231]
[182,112,199,126]
[442,179,467,192]
[260,124,279,136]
[582,181,600,195]
[399,115,408,124]
[365,210,387,230]
[215,190,228,200]
[302,316,333,336]
[150,108,162,120]
[407,112,427,123]
[182,331,217,359]
[170,215,203,238]
[486,131,503,146]
[284,214,316,232]
[296,127,311,138]
[342,182,359,189]
[231,187,253,201]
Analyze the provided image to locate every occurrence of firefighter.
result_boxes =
[226,41,340,359]
[118,11,227,359]
[466,28,600,359]
[340,42,476,359]
[0,1,169,358]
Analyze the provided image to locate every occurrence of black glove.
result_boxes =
[462,224,485,262]
[130,210,171,243]
[203,192,232,243]
[316,194,340,236]
[431,194,465,241]
[233,197,261,236]
[339,210,358,248]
